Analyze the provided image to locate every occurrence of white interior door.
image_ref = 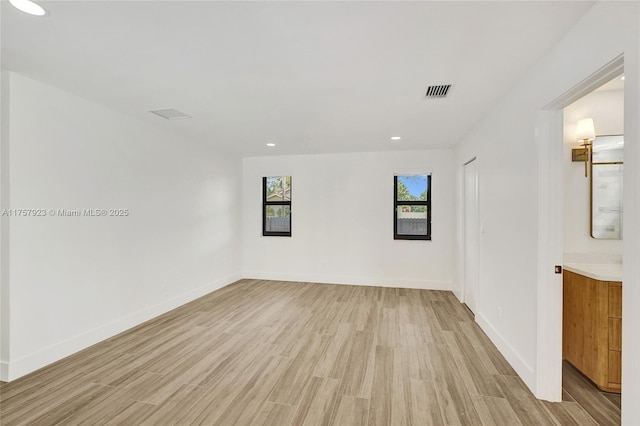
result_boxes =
[464,159,479,314]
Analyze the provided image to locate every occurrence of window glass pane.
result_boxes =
[265,205,291,233]
[397,175,428,201]
[283,176,291,201]
[266,176,283,201]
[396,205,428,235]
[265,176,291,202]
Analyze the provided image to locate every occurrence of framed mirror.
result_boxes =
[591,135,623,239]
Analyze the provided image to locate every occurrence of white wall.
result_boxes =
[564,89,624,257]
[2,73,242,381]
[243,150,454,289]
[453,3,639,424]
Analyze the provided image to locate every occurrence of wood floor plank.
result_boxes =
[408,378,445,425]
[377,308,399,348]
[268,333,332,406]
[562,361,621,426]
[425,339,486,425]
[447,331,504,398]
[0,279,620,426]
[313,322,354,379]
[472,395,523,426]
[135,383,209,425]
[0,382,104,425]
[56,386,150,425]
[495,375,557,425]
[368,345,393,426]
[338,331,377,399]
[251,401,296,426]
[213,355,294,426]
[331,395,369,426]
[290,376,341,426]
[391,347,411,426]
[542,400,600,426]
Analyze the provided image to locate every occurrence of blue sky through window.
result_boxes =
[398,175,428,199]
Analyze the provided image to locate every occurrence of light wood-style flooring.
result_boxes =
[0,279,621,425]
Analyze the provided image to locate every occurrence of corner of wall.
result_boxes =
[0,70,11,383]
[4,272,241,381]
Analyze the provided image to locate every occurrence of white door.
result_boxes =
[464,159,479,314]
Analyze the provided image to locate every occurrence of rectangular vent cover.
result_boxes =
[425,84,452,98]
[149,108,191,120]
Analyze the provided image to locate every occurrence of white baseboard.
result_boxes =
[452,287,463,303]
[1,361,8,382]
[476,313,535,391]
[3,273,241,382]
[242,271,451,291]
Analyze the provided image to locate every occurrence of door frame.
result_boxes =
[535,55,624,401]
[463,157,479,314]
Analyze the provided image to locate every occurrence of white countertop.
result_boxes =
[564,263,623,282]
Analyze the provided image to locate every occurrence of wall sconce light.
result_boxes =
[572,118,596,177]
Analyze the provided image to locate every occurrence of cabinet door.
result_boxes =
[609,318,622,351]
[609,283,622,318]
[563,271,609,388]
[608,351,622,386]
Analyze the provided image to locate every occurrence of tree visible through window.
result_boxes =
[263,176,291,236]
[394,174,431,240]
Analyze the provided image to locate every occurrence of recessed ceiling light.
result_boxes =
[266,143,276,147]
[620,75,625,81]
[9,0,47,16]
[390,136,402,141]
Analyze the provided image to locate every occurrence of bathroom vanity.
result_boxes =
[563,264,622,393]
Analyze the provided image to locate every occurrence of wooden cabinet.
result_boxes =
[563,270,621,393]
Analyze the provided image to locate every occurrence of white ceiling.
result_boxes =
[2,1,595,157]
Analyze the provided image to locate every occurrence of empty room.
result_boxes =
[1,1,639,425]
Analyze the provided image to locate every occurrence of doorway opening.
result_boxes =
[536,54,624,411]
[560,73,624,420]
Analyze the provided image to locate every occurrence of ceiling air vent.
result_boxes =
[425,84,452,99]
[149,108,191,120]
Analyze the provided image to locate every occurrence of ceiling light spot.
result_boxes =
[620,75,625,81]
[266,143,276,147]
[9,0,47,16]
[390,136,402,141]
[149,108,191,120]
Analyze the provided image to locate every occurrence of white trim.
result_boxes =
[545,55,624,110]
[535,110,564,401]
[393,169,433,176]
[0,71,11,384]
[0,361,8,382]
[243,272,451,291]
[462,158,480,315]
[536,55,625,402]
[621,35,640,425]
[3,273,240,382]
[477,313,535,388]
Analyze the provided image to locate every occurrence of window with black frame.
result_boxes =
[263,176,291,237]
[394,174,431,240]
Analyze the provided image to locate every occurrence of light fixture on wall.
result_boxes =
[572,118,596,177]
